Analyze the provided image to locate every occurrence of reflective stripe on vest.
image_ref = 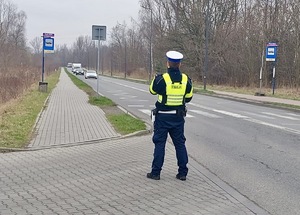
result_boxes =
[157,73,187,106]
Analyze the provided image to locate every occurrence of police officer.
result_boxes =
[147,50,193,181]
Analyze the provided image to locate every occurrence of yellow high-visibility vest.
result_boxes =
[157,73,188,106]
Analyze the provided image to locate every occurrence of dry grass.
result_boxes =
[0,70,60,148]
[0,67,40,104]
[202,84,300,100]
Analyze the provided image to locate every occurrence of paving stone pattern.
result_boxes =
[1,135,258,215]
[29,70,119,148]
[0,68,269,214]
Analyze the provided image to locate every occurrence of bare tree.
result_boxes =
[30,36,42,54]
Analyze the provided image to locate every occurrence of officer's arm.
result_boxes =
[149,77,157,95]
[185,77,193,103]
[149,74,164,95]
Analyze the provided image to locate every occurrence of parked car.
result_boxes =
[85,70,98,79]
[75,68,84,75]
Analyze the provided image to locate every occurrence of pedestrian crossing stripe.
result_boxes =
[189,110,221,118]
[262,112,300,120]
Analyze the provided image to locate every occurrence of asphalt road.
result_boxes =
[77,73,300,215]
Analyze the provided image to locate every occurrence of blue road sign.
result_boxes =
[43,37,54,53]
[266,42,278,62]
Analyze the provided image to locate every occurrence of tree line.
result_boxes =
[133,0,300,89]
[66,0,300,89]
[1,0,300,104]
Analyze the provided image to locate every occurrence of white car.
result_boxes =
[85,70,98,79]
[75,68,84,75]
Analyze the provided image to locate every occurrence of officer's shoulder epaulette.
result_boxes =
[154,73,163,79]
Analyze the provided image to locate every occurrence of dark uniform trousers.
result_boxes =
[151,113,188,176]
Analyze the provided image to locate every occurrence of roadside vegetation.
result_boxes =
[65,69,146,135]
[0,70,60,149]
[101,70,300,101]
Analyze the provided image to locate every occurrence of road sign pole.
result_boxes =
[92,25,106,96]
[42,36,45,82]
[272,64,276,95]
[97,37,100,96]
[265,42,278,95]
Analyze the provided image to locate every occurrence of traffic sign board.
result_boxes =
[266,42,278,62]
[43,33,55,37]
[92,25,106,41]
[43,37,54,53]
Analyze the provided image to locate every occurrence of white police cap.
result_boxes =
[166,51,183,62]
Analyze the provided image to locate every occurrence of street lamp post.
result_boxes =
[142,5,153,83]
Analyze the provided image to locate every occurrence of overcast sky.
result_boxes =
[11,0,141,47]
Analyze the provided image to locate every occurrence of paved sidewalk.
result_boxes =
[0,135,269,215]
[29,69,120,148]
[0,68,271,214]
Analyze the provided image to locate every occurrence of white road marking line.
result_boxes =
[189,110,221,118]
[189,102,211,110]
[106,81,149,93]
[128,105,145,107]
[242,111,275,119]
[246,118,300,135]
[285,113,300,117]
[140,109,151,115]
[189,102,300,135]
[119,96,137,100]
[212,110,249,119]
[262,112,300,120]
[113,92,128,96]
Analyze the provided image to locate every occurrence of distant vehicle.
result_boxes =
[67,63,72,68]
[85,70,97,79]
[75,68,84,75]
[72,63,82,73]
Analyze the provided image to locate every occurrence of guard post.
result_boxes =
[266,42,278,95]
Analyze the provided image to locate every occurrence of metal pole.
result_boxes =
[97,32,100,95]
[42,36,45,82]
[203,0,209,90]
[272,65,276,95]
[149,9,153,83]
[259,48,264,94]
[125,38,127,78]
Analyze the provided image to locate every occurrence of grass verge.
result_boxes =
[66,69,146,135]
[0,70,60,148]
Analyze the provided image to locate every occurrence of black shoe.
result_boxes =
[176,174,186,181]
[147,173,160,180]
